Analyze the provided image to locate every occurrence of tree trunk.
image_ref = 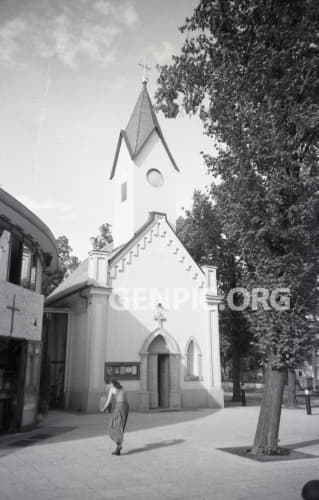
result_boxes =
[287,370,297,408]
[312,346,317,391]
[251,364,286,455]
[232,346,241,401]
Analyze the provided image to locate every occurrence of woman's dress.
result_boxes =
[109,389,129,445]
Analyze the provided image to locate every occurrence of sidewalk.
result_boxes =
[1,406,319,500]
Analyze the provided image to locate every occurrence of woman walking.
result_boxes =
[101,379,129,455]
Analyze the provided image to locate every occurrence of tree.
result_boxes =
[42,236,80,296]
[156,0,319,455]
[90,223,113,250]
[177,190,254,401]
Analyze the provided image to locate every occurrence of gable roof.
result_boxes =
[110,83,179,179]
[45,259,90,305]
[45,242,126,305]
[107,212,205,285]
[45,212,207,306]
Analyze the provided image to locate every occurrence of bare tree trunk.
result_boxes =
[232,346,241,401]
[287,370,297,408]
[251,364,285,455]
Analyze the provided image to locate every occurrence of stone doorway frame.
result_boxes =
[138,328,182,411]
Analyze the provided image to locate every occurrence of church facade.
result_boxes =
[44,81,224,412]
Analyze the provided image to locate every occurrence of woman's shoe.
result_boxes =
[112,445,122,456]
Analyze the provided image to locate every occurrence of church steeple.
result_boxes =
[110,82,179,179]
[110,76,179,248]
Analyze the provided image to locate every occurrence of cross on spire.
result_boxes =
[138,56,151,85]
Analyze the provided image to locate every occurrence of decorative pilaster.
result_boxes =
[88,249,109,286]
[169,354,182,408]
[137,353,150,411]
[203,266,224,409]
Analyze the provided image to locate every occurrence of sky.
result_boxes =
[0,0,216,260]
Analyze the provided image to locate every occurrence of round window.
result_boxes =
[146,169,164,187]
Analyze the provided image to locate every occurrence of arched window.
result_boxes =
[185,339,202,380]
[187,340,195,376]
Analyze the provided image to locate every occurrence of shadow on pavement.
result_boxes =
[224,391,262,408]
[286,438,319,450]
[0,409,218,453]
[125,439,185,455]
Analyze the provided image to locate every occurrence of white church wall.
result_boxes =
[134,131,177,230]
[64,289,109,413]
[86,289,108,412]
[107,227,217,409]
[111,143,136,248]
[111,131,177,248]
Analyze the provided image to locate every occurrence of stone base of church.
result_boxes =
[66,391,101,413]
[86,392,101,412]
[181,388,224,409]
[208,388,224,409]
[137,391,150,411]
[181,388,209,408]
[65,388,224,412]
[66,391,83,412]
[169,391,182,409]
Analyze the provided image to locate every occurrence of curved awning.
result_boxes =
[0,187,58,270]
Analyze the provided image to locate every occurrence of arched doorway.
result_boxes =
[140,330,181,410]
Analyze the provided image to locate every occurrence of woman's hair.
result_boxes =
[110,379,122,390]
[302,480,319,500]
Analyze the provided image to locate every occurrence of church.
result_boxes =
[44,76,224,412]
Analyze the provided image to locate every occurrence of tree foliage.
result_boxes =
[156,0,319,454]
[42,236,80,296]
[90,223,113,250]
[156,0,319,370]
[177,190,253,399]
[176,190,221,265]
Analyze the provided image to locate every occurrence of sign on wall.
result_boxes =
[104,362,140,381]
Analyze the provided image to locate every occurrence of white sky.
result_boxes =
[0,0,215,260]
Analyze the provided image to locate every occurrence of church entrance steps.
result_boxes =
[146,408,182,413]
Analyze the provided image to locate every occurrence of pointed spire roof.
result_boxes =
[110,83,179,179]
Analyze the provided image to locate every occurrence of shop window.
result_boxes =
[0,229,11,280]
[30,253,37,291]
[20,244,37,291]
[8,234,23,285]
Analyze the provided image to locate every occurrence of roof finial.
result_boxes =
[138,56,151,85]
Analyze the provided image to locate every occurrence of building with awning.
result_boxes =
[0,187,58,432]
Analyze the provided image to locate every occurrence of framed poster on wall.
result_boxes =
[104,362,140,381]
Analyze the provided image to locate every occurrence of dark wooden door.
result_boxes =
[41,313,68,409]
[158,354,170,408]
[21,341,41,428]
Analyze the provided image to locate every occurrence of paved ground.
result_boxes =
[1,402,319,500]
